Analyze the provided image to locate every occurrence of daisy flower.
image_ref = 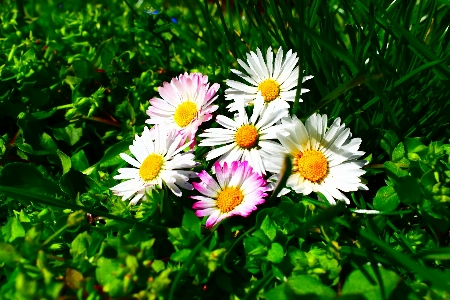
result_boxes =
[110,125,197,205]
[192,161,268,229]
[268,114,367,205]
[198,98,289,175]
[225,47,313,111]
[146,72,220,147]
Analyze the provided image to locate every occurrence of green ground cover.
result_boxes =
[1,0,450,299]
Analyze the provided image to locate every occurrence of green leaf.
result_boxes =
[373,186,400,211]
[267,243,284,263]
[52,124,83,146]
[0,162,64,198]
[287,275,336,298]
[265,275,336,300]
[101,48,114,68]
[0,242,22,266]
[171,249,192,262]
[397,176,421,204]
[261,215,277,241]
[98,139,132,168]
[341,265,401,300]
[1,218,25,243]
[404,138,427,154]
[182,208,201,239]
[381,130,399,157]
[71,58,94,79]
[96,257,124,297]
[384,161,408,183]
[59,169,86,199]
[152,260,165,273]
[71,150,90,172]
[392,143,406,162]
[56,149,72,174]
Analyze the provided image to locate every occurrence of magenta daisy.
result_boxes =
[146,72,220,147]
[191,161,268,229]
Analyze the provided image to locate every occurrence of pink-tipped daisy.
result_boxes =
[146,72,220,147]
[110,125,197,204]
[225,47,313,111]
[191,161,268,229]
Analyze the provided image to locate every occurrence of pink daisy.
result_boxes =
[146,72,220,147]
[191,161,268,229]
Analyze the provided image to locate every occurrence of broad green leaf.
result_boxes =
[392,143,406,162]
[0,242,22,266]
[380,130,399,156]
[265,275,336,300]
[182,208,201,239]
[1,218,25,243]
[267,243,284,263]
[0,163,63,198]
[52,124,83,146]
[373,186,400,211]
[71,150,90,172]
[261,215,277,241]
[99,139,132,168]
[341,265,401,300]
[96,257,124,297]
[59,169,86,199]
[152,260,165,273]
[170,249,192,262]
[397,176,421,204]
[56,149,72,174]
[71,58,94,79]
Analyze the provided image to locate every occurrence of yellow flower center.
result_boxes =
[235,125,258,149]
[139,154,164,181]
[174,101,198,127]
[258,79,280,102]
[296,150,328,182]
[216,187,244,213]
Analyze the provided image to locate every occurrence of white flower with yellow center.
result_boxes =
[146,72,220,147]
[198,98,288,175]
[268,114,368,205]
[110,125,197,204]
[192,161,268,228]
[225,47,313,111]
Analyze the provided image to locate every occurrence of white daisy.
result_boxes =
[268,114,368,205]
[192,161,268,229]
[225,47,313,111]
[110,125,197,204]
[146,72,220,147]
[198,98,289,175]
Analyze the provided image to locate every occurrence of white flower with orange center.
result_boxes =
[267,114,368,205]
[146,72,220,147]
[198,99,289,175]
[192,161,268,228]
[225,47,313,111]
[110,125,197,204]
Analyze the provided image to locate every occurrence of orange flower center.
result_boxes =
[235,125,258,149]
[216,187,244,213]
[174,101,198,127]
[296,150,328,182]
[139,154,164,181]
[258,79,280,102]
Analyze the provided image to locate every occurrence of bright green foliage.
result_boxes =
[1,0,450,299]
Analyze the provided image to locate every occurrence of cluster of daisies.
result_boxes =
[111,47,368,229]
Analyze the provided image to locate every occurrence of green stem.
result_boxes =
[363,163,409,169]
[42,224,68,247]
[55,104,73,110]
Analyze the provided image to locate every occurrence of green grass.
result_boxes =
[0,0,450,299]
